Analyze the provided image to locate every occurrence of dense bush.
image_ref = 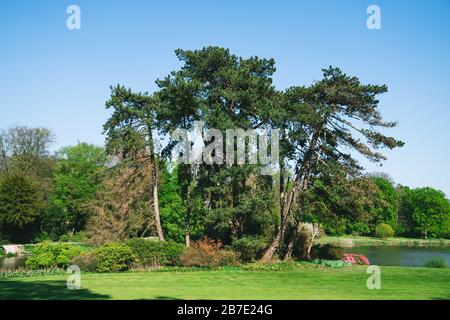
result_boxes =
[0,173,44,243]
[71,251,98,272]
[95,243,136,272]
[230,236,266,262]
[180,238,239,267]
[375,223,395,238]
[127,238,185,267]
[424,257,448,269]
[311,244,344,260]
[25,241,82,269]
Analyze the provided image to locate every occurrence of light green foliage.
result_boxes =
[46,143,106,237]
[25,241,82,269]
[375,223,395,238]
[95,243,136,273]
[371,177,399,230]
[159,164,187,242]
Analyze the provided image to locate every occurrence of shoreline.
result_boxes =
[315,236,450,248]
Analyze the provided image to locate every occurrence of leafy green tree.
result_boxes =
[45,143,106,237]
[0,173,44,242]
[0,126,56,195]
[157,47,279,246]
[370,176,399,231]
[159,163,187,242]
[404,187,450,238]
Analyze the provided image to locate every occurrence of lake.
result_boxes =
[346,246,450,267]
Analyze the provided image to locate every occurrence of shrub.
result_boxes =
[95,243,136,272]
[230,236,266,262]
[292,227,312,260]
[424,257,448,269]
[127,238,184,267]
[180,237,239,267]
[71,251,98,272]
[311,244,344,260]
[25,241,82,269]
[375,223,395,238]
[59,234,70,242]
[343,253,370,265]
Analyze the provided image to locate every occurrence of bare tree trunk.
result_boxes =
[261,130,321,262]
[283,219,300,260]
[148,123,164,241]
[152,170,164,241]
[185,207,191,247]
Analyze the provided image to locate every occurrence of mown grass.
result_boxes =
[316,236,450,247]
[1,266,449,300]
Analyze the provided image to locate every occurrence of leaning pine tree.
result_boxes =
[262,67,404,261]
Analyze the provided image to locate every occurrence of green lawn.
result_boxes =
[316,236,450,247]
[1,266,449,300]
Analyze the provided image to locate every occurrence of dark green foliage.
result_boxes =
[311,244,344,260]
[95,243,136,273]
[424,257,448,269]
[127,238,185,266]
[375,223,395,238]
[25,241,82,269]
[0,173,44,242]
[229,236,267,262]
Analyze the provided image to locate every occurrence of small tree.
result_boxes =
[407,187,450,238]
[46,143,107,236]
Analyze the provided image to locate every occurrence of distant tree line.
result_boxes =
[1,48,449,261]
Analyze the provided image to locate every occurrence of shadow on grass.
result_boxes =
[0,280,110,300]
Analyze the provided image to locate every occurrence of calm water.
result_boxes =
[346,246,450,267]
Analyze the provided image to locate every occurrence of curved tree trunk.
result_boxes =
[261,130,321,262]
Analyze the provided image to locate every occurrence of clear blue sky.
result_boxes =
[1,0,449,196]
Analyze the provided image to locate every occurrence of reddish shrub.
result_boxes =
[180,237,239,267]
[343,253,370,265]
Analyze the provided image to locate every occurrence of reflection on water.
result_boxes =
[345,246,450,267]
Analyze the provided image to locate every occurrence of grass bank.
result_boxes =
[0,266,449,300]
[316,236,450,247]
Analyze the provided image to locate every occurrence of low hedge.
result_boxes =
[127,238,185,267]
